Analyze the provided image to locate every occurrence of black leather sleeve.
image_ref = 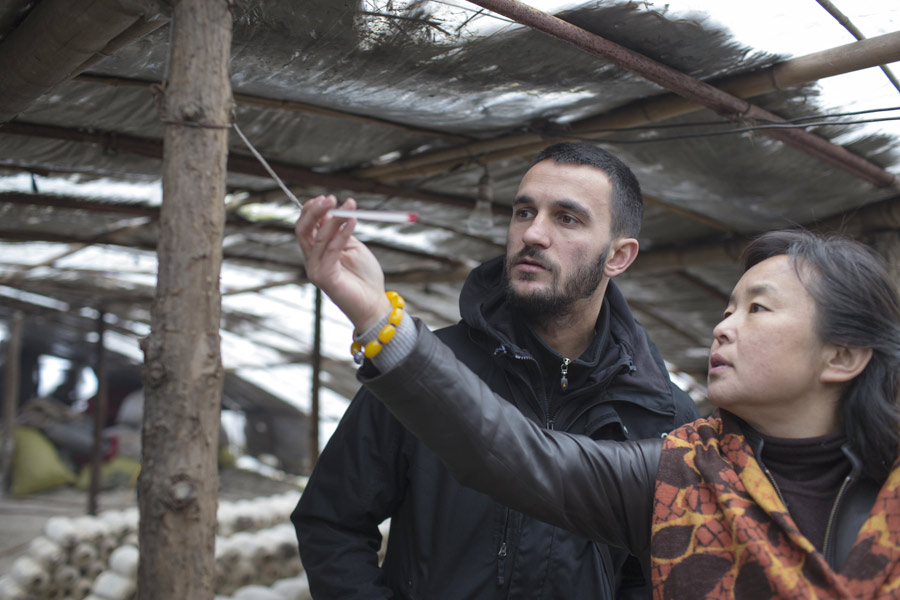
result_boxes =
[361,319,663,557]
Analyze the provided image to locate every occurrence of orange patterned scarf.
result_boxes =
[651,414,900,599]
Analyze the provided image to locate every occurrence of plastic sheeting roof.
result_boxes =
[1,0,899,434]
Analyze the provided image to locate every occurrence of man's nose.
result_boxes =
[521,215,550,248]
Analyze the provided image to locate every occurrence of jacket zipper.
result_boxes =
[559,357,571,391]
[497,509,510,585]
[499,345,648,433]
[822,474,853,563]
[553,360,635,432]
[762,465,789,511]
[763,462,854,565]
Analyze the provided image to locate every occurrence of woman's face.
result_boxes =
[707,255,837,434]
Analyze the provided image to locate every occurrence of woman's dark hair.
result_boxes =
[742,229,900,481]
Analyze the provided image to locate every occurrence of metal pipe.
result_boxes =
[355,0,900,186]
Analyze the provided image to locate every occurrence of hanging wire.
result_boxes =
[231,119,304,209]
[560,106,900,145]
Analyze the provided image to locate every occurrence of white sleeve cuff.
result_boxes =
[354,308,416,372]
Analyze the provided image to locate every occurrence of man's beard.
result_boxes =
[504,244,610,319]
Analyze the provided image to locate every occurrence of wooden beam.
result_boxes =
[632,194,900,273]
[1,311,23,495]
[674,271,729,304]
[0,121,484,211]
[309,288,323,472]
[87,311,108,516]
[0,191,469,268]
[0,227,470,284]
[0,0,166,122]
[629,300,708,346]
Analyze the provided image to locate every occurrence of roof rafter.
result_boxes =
[74,73,470,143]
[0,191,469,269]
[632,193,900,273]
[0,121,490,212]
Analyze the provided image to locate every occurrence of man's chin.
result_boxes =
[509,280,549,298]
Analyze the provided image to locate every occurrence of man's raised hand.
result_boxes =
[294,195,391,331]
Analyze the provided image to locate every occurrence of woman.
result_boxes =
[295,196,900,599]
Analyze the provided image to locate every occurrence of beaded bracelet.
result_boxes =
[351,290,405,364]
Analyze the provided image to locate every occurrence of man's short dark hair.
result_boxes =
[531,142,643,238]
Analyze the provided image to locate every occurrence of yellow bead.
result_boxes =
[393,295,405,309]
[351,341,362,355]
[378,324,396,344]
[364,339,383,358]
[388,306,403,326]
[386,290,400,304]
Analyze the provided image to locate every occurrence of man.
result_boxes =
[291,142,698,599]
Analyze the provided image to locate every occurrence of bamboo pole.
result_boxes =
[137,0,231,598]
[814,0,900,94]
[358,30,900,181]
[1,312,23,494]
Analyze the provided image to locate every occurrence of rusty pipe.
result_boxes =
[458,0,899,189]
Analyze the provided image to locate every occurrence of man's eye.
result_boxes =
[559,214,578,225]
[749,303,766,313]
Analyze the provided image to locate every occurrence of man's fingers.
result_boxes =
[295,195,332,249]
[322,198,358,252]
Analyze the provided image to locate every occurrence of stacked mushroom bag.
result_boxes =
[0,507,138,600]
[0,492,311,600]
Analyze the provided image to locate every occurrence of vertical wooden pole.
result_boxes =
[88,310,108,515]
[137,0,231,598]
[2,311,23,494]
[309,288,322,471]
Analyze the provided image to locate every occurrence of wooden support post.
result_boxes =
[88,311,108,515]
[2,311,23,494]
[137,1,232,598]
[309,288,323,472]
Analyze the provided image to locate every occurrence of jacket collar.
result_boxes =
[458,255,675,412]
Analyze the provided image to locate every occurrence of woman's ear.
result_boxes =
[820,345,873,384]
[603,238,639,278]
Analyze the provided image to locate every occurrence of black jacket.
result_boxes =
[292,257,698,599]
[360,321,885,579]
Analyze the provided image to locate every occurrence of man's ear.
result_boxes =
[820,345,873,384]
[604,238,639,278]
